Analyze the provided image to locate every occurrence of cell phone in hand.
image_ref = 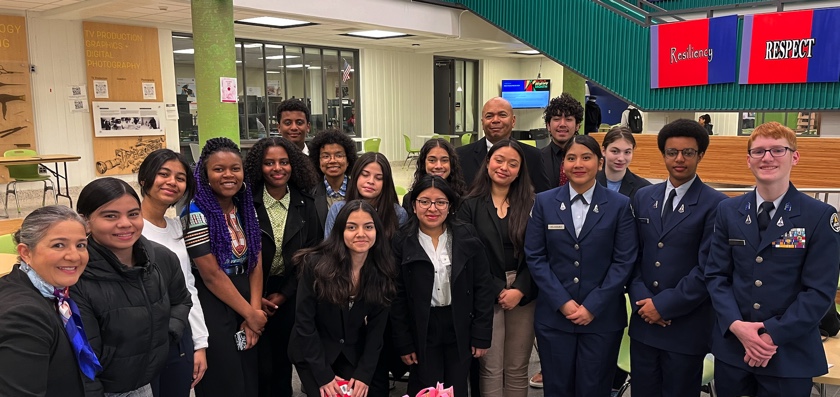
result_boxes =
[234,330,247,351]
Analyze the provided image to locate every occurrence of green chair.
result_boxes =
[4,149,57,217]
[395,186,407,197]
[403,135,421,169]
[519,140,537,147]
[461,133,473,146]
[615,294,715,396]
[363,138,381,153]
[0,233,16,254]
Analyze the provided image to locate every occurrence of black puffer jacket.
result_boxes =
[71,236,191,396]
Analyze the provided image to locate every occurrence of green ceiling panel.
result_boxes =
[440,0,840,111]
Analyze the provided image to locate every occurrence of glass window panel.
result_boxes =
[172,35,197,150]
[242,43,267,139]
[304,47,325,133]
[264,43,286,133]
[340,51,357,135]
[454,60,464,133]
[323,49,339,132]
[464,60,476,132]
[285,46,305,104]
[235,42,246,140]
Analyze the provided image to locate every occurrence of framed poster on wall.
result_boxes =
[93,101,164,137]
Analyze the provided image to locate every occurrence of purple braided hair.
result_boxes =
[191,138,261,271]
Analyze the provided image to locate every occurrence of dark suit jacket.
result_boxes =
[596,169,651,203]
[0,267,86,396]
[540,142,563,189]
[457,195,535,305]
[390,222,495,362]
[628,177,727,355]
[312,181,330,231]
[253,184,322,299]
[289,262,388,389]
[456,137,551,193]
[706,184,840,377]
[525,183,638,333]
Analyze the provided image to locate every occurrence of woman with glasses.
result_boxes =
[308,129,358,231]
[392,175,494,397]
[402,138,467,215]
[457,139,536,397]
[596,126,651,203]
[525,135,637,397]
[243,137,321,397]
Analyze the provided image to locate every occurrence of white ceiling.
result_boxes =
[1,0,544,60]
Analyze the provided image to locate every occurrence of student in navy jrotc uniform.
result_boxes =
[627,119,727,396]
[525,135,637,397]
[705,122,840,397]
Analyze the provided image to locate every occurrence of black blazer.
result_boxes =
[457,196,535,305]
[596,169,651,202]
[456,137,551,193]
[289,262,388,389]
[0,267,86,396]
[312,181,330,231]
[540,142,563,189]
[390,222,495,362]
[253,185,322,298]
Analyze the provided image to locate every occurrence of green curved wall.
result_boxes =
[440,0,840,111]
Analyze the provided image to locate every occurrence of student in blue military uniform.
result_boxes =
[705,122,840,397]
[627,119,727,397]
[525,135,637,397]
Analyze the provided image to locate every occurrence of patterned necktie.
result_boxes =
[54,287,102,380]
[558,161,568,186]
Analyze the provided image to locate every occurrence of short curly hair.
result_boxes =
[244,137,319,193]
[277,98,310,123]
[657,119,710,154]
[307,129,357,177]
[543,93,584,125]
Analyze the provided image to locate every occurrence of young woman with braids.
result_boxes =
[243,137,321,397]
[325,152,407,239]
[182,137,265,397]
[457,139,536,397]
[401,138,467,215]
[289,200,396,397]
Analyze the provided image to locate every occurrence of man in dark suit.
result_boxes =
[627,119,727,397]
[705,121,840,397]
[540,93,583,188]
[457,97,550,193]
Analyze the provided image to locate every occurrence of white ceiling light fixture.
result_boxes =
[173,49,195,54]
[344,30,410,39]
[264,44,284,49]
[259,55,300,60]
[236,16,315,29]
[235,43,262,49]
[515,50,541,55]
[266,71,282,74]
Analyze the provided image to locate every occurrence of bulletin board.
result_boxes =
[83,21,164,176]
[0,15,36,183]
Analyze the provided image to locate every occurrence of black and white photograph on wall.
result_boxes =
[93,101,165,137]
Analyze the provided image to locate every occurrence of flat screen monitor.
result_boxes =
[500,79,550,109]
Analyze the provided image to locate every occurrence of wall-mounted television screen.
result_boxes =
[501,79,550,109]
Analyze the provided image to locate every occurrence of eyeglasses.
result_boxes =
[664,148,698,159]
[748,146,793,159]
[415,198,450,210]
[320,153,346,161]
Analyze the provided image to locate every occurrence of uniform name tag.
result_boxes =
[548,224,565,230]
[638,218,650,224]
[728,239,746,246]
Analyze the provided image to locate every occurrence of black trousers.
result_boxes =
[193,272,258,397]
[714,359,812,397]
[257,291,296,397]
[151,327,194,397]
[408,306,471,397]
[629,339,704,397]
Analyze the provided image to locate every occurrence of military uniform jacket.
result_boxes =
[525,183,638,333]
[705,184,840,377]
[628,177,727,355]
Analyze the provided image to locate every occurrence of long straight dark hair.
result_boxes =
[465,139,534,258]
[345,152,400,239]
[402,175,462,237]
[293,200,396,307]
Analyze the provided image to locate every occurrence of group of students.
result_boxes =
[0,95,838,397]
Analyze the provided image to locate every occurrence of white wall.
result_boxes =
[359,48,434,162]
[694,112,740,136]
[25,16,179,188]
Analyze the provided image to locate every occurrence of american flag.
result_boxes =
[341,58,352,83]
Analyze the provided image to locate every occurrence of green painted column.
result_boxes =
[191,0,239,146]
[563,69,587,132]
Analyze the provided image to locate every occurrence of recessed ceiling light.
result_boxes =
[264,44,284,49]
[285,64,309,69]
[515,50,541,55]
[236,16,314,28]
[259,55,300,60]
[266,71,282,74]
[307,66,322,70]
[344,30,409,39]
[173,49,194,54]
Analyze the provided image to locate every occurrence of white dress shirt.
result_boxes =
[418,228,452,307]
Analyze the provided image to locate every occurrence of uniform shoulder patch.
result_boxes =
[831,212,840,233]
